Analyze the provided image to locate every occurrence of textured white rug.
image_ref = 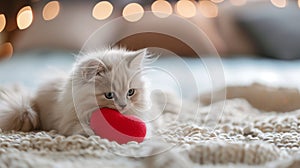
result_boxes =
[0,99,299,168]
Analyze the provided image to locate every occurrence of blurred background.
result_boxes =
[1,0,300,103]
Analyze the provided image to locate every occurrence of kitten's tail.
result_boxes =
[0,85,39,132]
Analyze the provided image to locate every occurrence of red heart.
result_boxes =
[90,108,146,144]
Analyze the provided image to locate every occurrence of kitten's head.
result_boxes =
[73,48,150,114]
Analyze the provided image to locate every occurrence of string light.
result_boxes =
[198,1,218,18]
[271,0,287,8]
[0,42,13,59]
[0,14,6,32]
[151,0,173,18]
[230,0,247,6]
[175,0,197,18]
[122,3,144,22]
[93,1,113,20]
[17,6,33,30]
[43,1,60,21]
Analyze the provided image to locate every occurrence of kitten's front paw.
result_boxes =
[145,123,153,140]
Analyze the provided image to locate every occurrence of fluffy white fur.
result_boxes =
[0,48,153,136]
[0,85,39,131]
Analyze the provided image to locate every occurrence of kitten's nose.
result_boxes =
[119,104,127,109]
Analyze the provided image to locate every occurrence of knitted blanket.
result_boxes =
[0,99,299,168]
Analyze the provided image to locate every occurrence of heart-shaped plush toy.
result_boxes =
[90,108,146,144]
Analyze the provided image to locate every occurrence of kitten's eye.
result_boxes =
[104,92,114,99]
[127,89,135,97]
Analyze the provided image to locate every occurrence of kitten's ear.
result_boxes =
[126,49,147,68]
[80,59,106,80]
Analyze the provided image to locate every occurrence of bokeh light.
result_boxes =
[230,0,247,6]
[175,0,197,18]
[198,1,218,18]
[122,3,144,22]
[271,0,287,8]
[151,0,173,18]
[92,1,113,20]
[0,14,6,32]
[211,0,224,3]
[17,6,33,30]
[0,42,13,59]
[298,0,300,8]
[42,1,60,21]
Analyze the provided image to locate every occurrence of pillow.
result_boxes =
[216,6,258,56]
[235,2,300,59]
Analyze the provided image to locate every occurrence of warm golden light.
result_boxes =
[0,14,6,32]
[151,0,173,18]
[122,3,144,22]
[176,0,197,18]
[17,6,33,30]
[271,0,287,8]
[230,0,247,6]
[211,0,224,3]
[42,1,60,21]
[298,0,300,8]
[0,42,13,59]
[198,1,218,18]
[92,1,113,20]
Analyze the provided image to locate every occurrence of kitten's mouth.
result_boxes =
[98,106,128,114]
[118,108,129,114]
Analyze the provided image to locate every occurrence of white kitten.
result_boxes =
[0,48,152,136]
